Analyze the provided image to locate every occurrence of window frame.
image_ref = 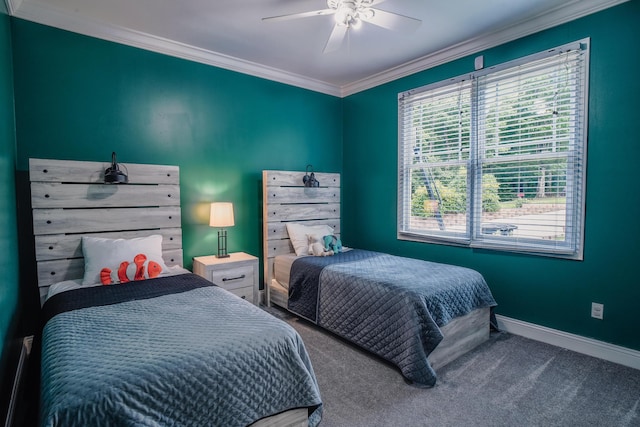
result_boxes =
[397,39,589,260]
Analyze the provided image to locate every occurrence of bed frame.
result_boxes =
[30,158,309,427]
[262,169,489,372]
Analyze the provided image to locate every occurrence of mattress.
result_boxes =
[271,278,288,296]
[274,253,300,290]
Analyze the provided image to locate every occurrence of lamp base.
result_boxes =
[216,229,229,258]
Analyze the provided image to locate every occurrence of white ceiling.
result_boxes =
[6,0,627,97]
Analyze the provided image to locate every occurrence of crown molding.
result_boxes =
[7,0,629,98]
[8,0,343,97]
[5,0,23,16]
[341,0,629,96]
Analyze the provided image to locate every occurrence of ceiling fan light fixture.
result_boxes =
[334,2,367,29]
[265,0,421,53]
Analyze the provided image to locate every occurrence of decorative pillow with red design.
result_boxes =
[81,235,169,285]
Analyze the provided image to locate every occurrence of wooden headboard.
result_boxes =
[30,158,184,305]
[262,170,341,305]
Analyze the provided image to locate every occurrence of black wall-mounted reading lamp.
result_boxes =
[303,164,320,187]
[104,152,129,184]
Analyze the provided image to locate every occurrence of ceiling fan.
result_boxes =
[262,0,422,53]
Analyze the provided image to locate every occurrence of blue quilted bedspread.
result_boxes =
[288,250,497,387]
[40,273,322,427]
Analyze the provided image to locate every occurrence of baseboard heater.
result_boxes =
[4,336,33,427]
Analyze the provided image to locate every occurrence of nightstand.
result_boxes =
[192,252,259,305]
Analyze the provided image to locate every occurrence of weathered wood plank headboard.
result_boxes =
[30,158,184,305]
[262,170,341,306]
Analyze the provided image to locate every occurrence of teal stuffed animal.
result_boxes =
[322,235,342,253]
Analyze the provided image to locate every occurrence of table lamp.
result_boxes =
[210,202,234,258]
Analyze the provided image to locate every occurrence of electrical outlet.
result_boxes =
[591,302,604,320]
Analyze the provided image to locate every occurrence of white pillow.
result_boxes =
[82,235,169,285]
[46,279,88,299]
[285,223,334,256]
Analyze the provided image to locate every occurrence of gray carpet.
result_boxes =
[266,306,640,427]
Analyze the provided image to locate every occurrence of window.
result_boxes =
[398,39,589,259]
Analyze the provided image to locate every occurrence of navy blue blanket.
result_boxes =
[41,274,322,426]
[41,273,214,324]
[288,250,377,322]
[288,250,497,387]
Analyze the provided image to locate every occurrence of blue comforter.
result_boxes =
[288,250,497,387]
[40,273,322,427]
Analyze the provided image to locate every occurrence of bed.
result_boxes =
[31,158,322,427]
[262,169,497,387]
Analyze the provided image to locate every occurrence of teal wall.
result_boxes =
[0,6,18,387]
[343,0,640,351]
[11,18,343,279]
[2,1,638,387]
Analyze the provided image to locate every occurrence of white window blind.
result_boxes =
[398,39,589,259]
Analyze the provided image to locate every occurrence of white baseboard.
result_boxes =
[496,315,640,370]
[258,295,640,370]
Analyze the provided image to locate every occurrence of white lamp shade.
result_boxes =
[209,202,235,227]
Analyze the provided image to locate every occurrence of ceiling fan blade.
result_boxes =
[365,8,421,32]
[262,8,335,23]
[323,24,348,53]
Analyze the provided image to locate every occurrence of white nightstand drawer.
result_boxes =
[209,266,254,290]
[192,252,259,305]
[228,286,253,301]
